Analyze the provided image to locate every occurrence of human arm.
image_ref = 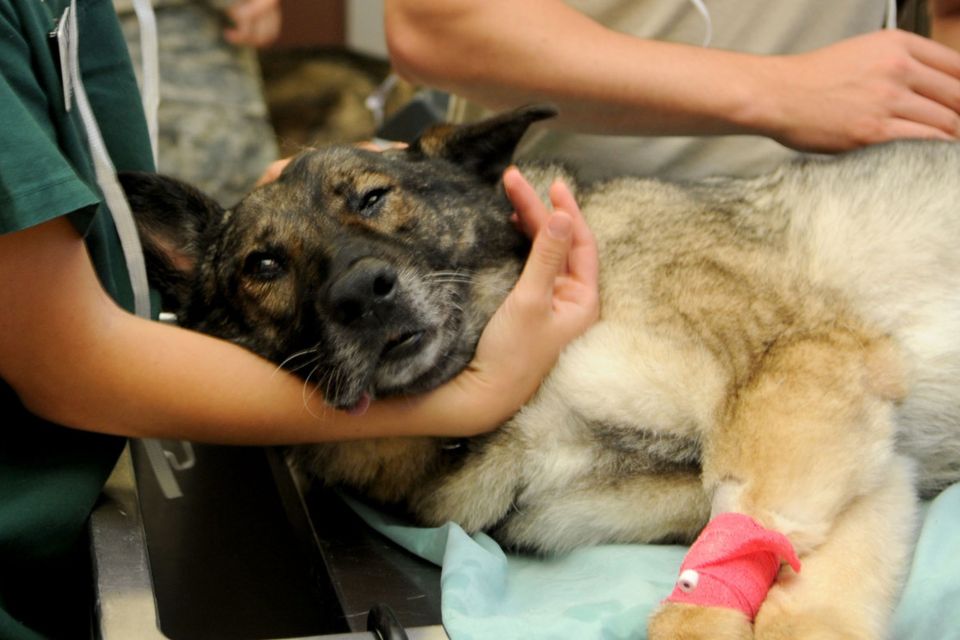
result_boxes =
[0,172,595,444]
[223,0,281,48]
[385,0,960,152]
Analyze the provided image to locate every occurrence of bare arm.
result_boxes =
[386,0,960,151]
[0,174,596,445]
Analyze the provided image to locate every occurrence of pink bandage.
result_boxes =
[664,512,801,620]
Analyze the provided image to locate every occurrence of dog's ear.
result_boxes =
[119,171,223,313]
[408,104,558,183]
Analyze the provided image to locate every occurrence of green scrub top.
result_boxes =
[0,0,154,637]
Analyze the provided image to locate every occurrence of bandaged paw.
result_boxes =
[665,512,801,620]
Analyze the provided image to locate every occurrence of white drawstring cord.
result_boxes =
[687,0,713,47]
[64,0,181,499]
[689,0,897,47]
[66,0,151,320]
[131,0,160,166]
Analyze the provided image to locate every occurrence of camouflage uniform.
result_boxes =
[115,0,278,206]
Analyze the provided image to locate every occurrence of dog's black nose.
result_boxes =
[328,257,398,325]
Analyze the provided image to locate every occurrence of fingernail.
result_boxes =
[547,213,571,238]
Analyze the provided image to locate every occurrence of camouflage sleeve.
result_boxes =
[115,0,278,206]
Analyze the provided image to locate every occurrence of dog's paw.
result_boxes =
[648,602,753,640]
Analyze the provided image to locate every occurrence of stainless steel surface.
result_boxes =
[90,445,169,640]
[279,461,445,634]
[316,627,448,640]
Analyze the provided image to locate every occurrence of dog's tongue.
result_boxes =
[346,392,371,416]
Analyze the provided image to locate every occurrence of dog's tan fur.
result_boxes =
[306,138,958,639]
[124,108,960,639]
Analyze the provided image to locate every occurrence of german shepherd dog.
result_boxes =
[122,106,960,639]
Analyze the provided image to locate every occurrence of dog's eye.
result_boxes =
[243,251,287,281]
[357,186,391,217]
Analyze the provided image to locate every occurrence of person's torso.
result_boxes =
[0,1,153,635]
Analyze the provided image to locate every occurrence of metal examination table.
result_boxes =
[90,441,449,640]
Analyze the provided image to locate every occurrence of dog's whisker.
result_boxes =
[277,347,321,371]
[327,365,342,408]
[427,268,477,278]
[424,274,466,280]
[274,349,323,381]
[322,363,354,413]
[424,270,477,286]
[429,280,475,289]
[315,363,337,406]
[301,363,326,419]
[282,354,324,376]
[426,274,475,282]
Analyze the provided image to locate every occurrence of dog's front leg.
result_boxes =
[648,329,913,640]
[753,456,916,640]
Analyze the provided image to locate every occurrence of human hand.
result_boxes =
[760,30,960,152]
[453,167,599,433]
[224,0,281,48]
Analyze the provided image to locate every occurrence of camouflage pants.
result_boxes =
[116,0,278,206]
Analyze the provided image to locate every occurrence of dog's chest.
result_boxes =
[506,322,720,496]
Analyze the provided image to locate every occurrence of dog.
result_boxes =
[122,105,960,639]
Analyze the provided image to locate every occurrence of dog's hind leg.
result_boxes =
[648,328,914,640]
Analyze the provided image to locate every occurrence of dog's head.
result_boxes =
[122,105,556,412]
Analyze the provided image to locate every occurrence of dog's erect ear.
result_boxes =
[408,104,558,183]
[119,171,224,313]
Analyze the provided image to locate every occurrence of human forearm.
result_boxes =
[386,0,762,137]
[386,0,960,151]
[20,302,533,444]
[44,310,359,444]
